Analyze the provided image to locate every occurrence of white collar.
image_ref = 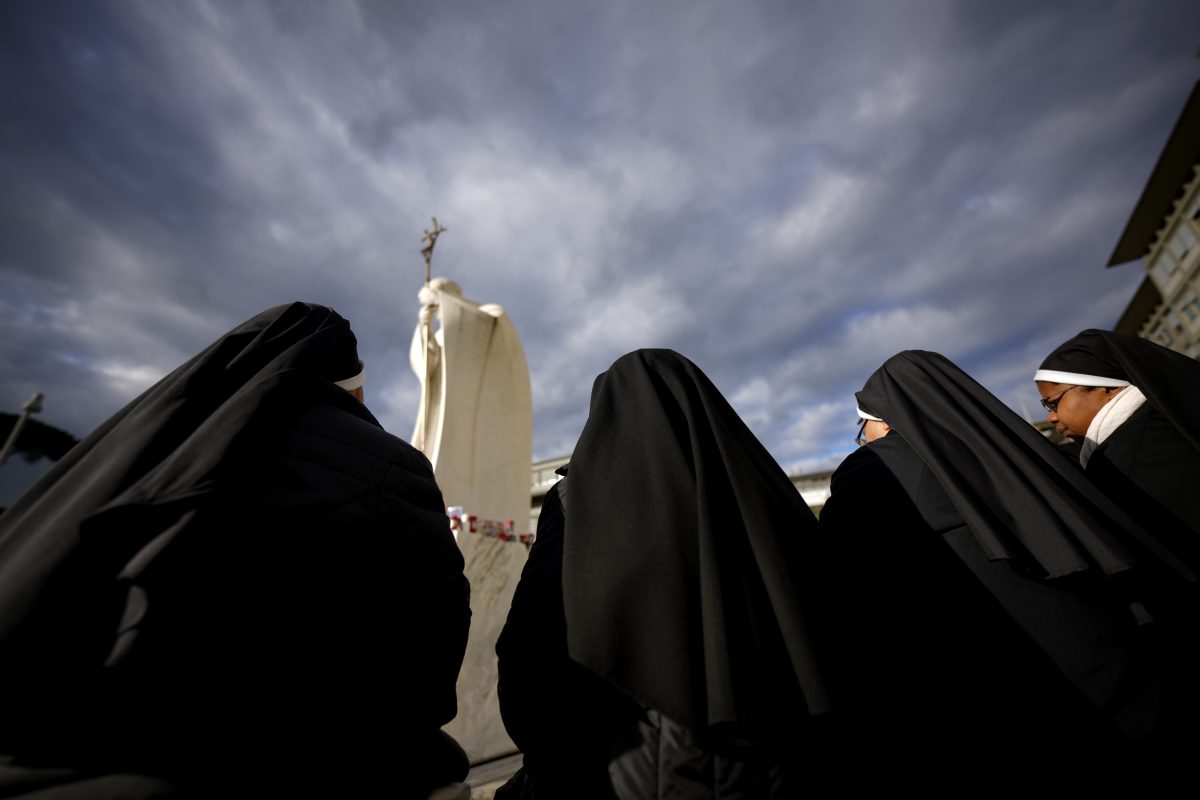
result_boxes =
[333,366,365,392]
[1080,385,1146,467]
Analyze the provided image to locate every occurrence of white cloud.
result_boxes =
[761,170,869,258]
[92,360,164,398]
[783,400,846,452]
[729,375,771,429]
[373,374,421,440]
[1,0,1196,478]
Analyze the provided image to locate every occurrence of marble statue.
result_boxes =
[410,276,533,764]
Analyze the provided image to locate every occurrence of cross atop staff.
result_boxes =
[415,216,447,453]
[420,217,448,286]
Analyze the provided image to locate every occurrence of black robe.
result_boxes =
[496,350,835,799]
[823,433,1200,786]
[0,303,470,798]
[1087,404,1200,538]
[820,436,1128,783]
[496,481,646,800]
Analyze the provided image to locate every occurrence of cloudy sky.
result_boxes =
[1,0,1198,502]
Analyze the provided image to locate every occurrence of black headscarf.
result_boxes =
[855,350,1197,580]
[563,349,830,735]
[1036,328,1200,456]
[0,302,372,713]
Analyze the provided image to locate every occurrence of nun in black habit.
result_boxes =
[1036,328,1200,537]
[0,303,471,798]
[821,350,1200,785]
[495,349,834,800]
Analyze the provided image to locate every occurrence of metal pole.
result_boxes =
[0,392,44,466]
[416,218,447,452]
[421,216,446,287]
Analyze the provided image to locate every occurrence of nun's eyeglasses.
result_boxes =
[855,419,868,447]
[1040,385,1082,413]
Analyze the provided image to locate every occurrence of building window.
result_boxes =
[1182,294,1200,322]
[1153,324,1173,346]
[1154,253,1180,283]
[1170,224,1198,264]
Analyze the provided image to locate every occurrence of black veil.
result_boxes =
[0,302,377,742]
[855,350,1197,580]
[1037,328,1200,456]
[563,349,831,735]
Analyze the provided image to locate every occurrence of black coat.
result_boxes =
[0,304,470,798]
[205,399,471,795]
[1,399,471,799]
[1086,404,1200,538]
[820,434,1138,788]
[495,482,820,800]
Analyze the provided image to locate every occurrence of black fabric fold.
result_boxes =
[0,302,470,794]
[563,349,831,735]
[0,303,367,691]
[855,350,1197,580]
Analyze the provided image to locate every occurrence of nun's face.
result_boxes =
[863,419,891,443]
[1036,381,1120,438]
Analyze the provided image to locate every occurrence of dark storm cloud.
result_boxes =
[1,0,1197,504]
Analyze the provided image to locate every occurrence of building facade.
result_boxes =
[1110,81,1200,356]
